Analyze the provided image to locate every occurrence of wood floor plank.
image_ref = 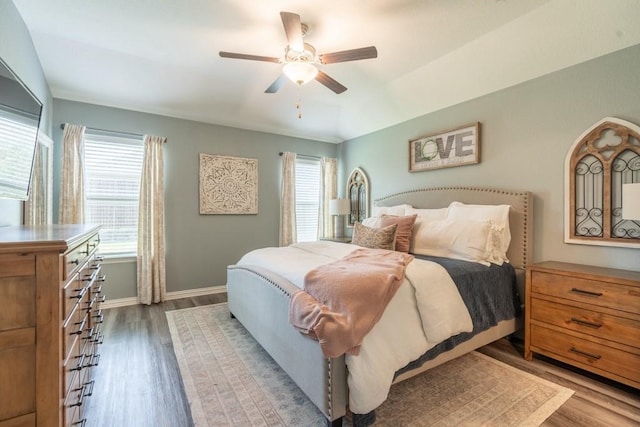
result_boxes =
[83,294,639,426]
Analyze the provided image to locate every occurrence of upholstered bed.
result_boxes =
[226,186,532,426]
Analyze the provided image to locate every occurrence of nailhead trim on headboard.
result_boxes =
[374,187,532,271]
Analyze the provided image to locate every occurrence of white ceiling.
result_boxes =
[12,0,640,143]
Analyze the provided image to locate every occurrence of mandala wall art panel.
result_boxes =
[199,153,258,214]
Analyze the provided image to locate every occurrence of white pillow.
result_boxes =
[405,206,448,221]
[446,202,511,263]
[361,217,382,228]
[371,204,412,218]
[411,218,502,266]
[405,207,449,253]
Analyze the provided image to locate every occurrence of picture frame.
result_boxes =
[409,123,480,172]
[199,153,258,214]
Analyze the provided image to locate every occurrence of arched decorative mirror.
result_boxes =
[564,117,640,248]
[346,167,369,227]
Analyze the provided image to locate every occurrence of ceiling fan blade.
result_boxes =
[219,51,280,63]
[319,46,378,64]
[265,74,288,94]
[316,70,347,94]
[280,12,304,51]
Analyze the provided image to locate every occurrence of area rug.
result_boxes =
[166,304,574,426]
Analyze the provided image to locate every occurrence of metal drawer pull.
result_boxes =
[93,310,104,324]
[91,332,104,345]
[570,317,603,328]
[69,381,95,407]
[95,256,104,262]
[82,327,95,341]
[70,287,88,300]
[570,288,603,297]
[72,419,87,427]
[70,318,87,336]
[68,258,79,265]
[88,353,101,367]
[569,346,601,360]
[70,354,86,372]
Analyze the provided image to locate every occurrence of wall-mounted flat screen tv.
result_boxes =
[0,57,43,200]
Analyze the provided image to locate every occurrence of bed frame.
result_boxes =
[227,186,532,426]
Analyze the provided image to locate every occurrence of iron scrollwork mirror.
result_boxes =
[564,117,640,248]
[346,167,369,227]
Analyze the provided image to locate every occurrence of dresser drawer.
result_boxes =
[64,375,93,427]
[87,234,100,255]
[63,302,89,364]
[530,324,640,385]
[531,271,639,314]
[530,298,640,348]
[64,242,91,280]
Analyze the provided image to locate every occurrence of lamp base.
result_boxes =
[333,216,344,238]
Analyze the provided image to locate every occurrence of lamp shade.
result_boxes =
[622,183,640,220]
[283,61,318,85]
[329,198,350,216]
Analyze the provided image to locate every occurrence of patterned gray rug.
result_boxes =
[166,304,573,426]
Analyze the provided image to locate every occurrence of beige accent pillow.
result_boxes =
[352,222,397,250]
[380,214,417,253]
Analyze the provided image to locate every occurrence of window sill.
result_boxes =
[99,254,137,264]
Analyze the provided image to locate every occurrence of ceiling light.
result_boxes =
[283,62,318,86]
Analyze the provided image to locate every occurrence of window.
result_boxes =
[295,157,321,242]
[84,130,144,256]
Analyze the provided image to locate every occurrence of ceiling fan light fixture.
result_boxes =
[283,61,318,85]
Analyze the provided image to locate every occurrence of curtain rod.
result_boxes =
[60,123,145,140]
[278,151,321,160]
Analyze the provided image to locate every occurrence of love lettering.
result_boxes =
[409,123,480,172]
[433,130,474,159]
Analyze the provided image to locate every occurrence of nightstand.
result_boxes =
[525,261,640,389]
[320,236,352,243]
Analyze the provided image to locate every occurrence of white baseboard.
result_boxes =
[101,285,227,309]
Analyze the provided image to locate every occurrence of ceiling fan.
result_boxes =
[219,11,377,95]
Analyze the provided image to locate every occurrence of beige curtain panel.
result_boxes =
[320,157,337,239]
[279,151,297,247]
[137,134,167,305]
[59,123,86,224]
[25,144,45,225]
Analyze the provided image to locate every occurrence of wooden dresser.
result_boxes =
[525,261,640,389]
[0,224,105,427]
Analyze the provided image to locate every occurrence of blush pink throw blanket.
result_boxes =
[289,248,414,358]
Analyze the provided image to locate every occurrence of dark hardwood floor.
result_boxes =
[84,294,226,427]
[84,295,639,426]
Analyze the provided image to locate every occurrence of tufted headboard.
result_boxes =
[374,187,533,302]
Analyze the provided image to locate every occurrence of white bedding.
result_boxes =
[236,241,472,414]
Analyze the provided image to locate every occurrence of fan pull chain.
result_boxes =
[296,89,303,119]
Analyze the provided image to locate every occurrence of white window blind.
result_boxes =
[84,131,144,256]
[295,157,321,242]
[0,106,38,198]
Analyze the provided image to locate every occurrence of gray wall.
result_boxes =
[0,1,53,226]
[340,44,640,272]
[52,100,337,299]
